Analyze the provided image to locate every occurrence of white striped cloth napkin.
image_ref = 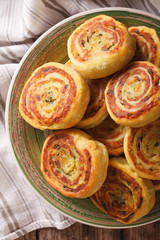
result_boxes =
[0,0,160,239]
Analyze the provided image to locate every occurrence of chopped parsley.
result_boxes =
[45,97,55,103]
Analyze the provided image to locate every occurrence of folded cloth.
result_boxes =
[0,0,159,240]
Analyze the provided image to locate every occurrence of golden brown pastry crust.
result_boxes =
[67,15,136,79]
[152,180,160,191]
[65,60,108,128]
[91,157,155,224]
[105,61,160,127]
[77,77,109,128]
[129,26,160,66]
[19,62,90,130]
[86,116,128,156]
[41,129,109,198]
[124,119,160,180]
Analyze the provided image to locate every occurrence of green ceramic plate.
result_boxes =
[5,8,160,228]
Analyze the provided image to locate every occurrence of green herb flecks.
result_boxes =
[155,142,160,147]
[121,211,127,216]
[102,44,114,51]
[107,44,114,49]
[138,197,143,208]
[148,68,154,79]
[81,39,85,47]
[127,181,131,186]
[45,96,55,103]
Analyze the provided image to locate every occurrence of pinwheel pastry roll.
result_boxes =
[128,26,160,66]
[19,62,90,130]
[124,119,160,180]
[91,157,155,224]
[86,116,128,156]
[67,15,136,79]
[66,60,108,128]
[105,61,160,127]
[77,77,109,128]
[41,129,109,198]
[152,180,160,191]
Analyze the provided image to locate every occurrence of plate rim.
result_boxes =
[5,7,160,229]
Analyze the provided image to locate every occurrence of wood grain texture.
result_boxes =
[15,230,37,240]
[38,223,121,240]
[15,221,160,240]
[122,221,160,240]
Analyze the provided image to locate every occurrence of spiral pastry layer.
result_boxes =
[41,129,109,198]
[19,62,90,130]
[67,15,136,79]
[86,116,128,156]
[124,120,160,180]
[105,61,160,127]
[77,78,109,128]
[65,60,108,128]
[129,26,160,66]
[91,157,155,224]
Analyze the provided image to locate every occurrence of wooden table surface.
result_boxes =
[17,220,160,240]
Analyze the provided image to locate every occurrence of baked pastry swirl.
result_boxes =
[65,60,108,128]
[77,77,109,128]
[86,116,128,156]
[129,26,160,66]
[105,61,160,127]
[19,62,90,130]
[91,157,155,224]
[41,129,109,198]
[124,120,160,180]
[67,15,136,79]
